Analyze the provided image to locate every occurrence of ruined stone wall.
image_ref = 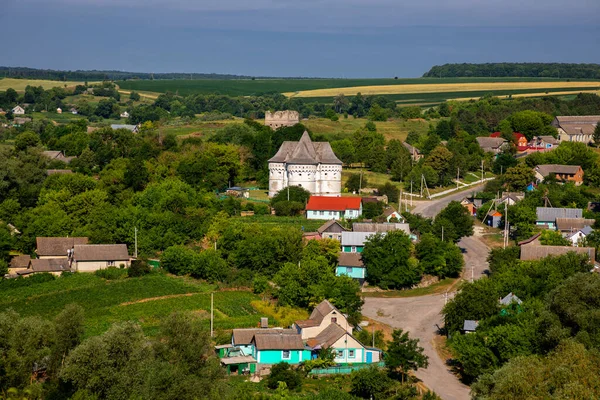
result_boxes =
[265,110,300,129]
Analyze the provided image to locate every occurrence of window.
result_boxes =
[108,261,115,266]
[348,350,355,358]
[337,350,344,358]
[346,267,353,274]
[351,246,357,253]
[331,317,337,324]
[282,350,291,360]
[320,211,324,216]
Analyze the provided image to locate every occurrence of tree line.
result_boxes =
[423,63,600,79]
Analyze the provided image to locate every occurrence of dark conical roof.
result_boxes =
[268,131,342,165]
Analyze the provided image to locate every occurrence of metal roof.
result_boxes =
[536,207,583,222]
[341,231,382,247]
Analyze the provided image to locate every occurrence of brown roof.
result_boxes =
[253,332,304,350]
[317,220,348,234]
[556,218,595,232]
[268,131,342,165]
[537,136,559,145]
[36,237,89,257]
[402,142,421,155]
[520,245,595,262]
[9,255,31,269]
[232,328,296,345]
[46,169,74,176]
[476,137,507,150]
[28,258,71,273]
[309,300,338,324]
[555,116,600,125]
[42,151,75,164]
[535,164,582,177]
[307,323,347,348]
[73,244,129,261]
[294,319,320,328]
[383,207,399,218]
[517,232,542,246]
[338,252,364,268]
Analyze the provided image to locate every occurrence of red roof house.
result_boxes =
[491,132,528,151]
[306,196,362,220]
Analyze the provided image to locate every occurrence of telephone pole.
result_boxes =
[134,227,138,259]
[210,292,214,337]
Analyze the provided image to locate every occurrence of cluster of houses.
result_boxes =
[6,237,131,278]
[476,132,559,156]
[216,300,382,375]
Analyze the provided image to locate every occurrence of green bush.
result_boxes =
[95,267,128,280]
[266,362,303,390]
[128,259,151,277]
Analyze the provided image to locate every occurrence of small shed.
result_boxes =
[463,320,479,333]
[487,211,502,228]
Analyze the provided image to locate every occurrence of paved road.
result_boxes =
[411,183,487,218]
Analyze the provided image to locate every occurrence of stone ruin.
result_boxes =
[265,110,300,129]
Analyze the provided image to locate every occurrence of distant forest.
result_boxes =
[0,66,258,81]
[423,63,600,79]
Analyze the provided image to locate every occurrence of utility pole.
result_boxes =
[359,167,363,194]
[504,201,508,249]
[399,187,403,213]
[134,227,138,259]
[410,180,413,206]
[287,185,290,201]
[372,325,375,348]
[441,225,444,242]
[210,292,214,337]
[456,167,460,190]
[481,160,484,183]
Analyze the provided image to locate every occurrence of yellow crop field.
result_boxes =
[284,81,600,98]
[0,78,87,91]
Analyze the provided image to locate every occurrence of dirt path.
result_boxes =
[120,293,195,306]
[411,183,487,218]
[362,235,490,400]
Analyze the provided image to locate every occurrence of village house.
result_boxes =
[402,142,423,162]
[306,323,380,364]
[564,226,593,247]
[268,131,342,197]
[42,150,75,164]
[499,192,525,206]
[555,218,595,233]
[336,252,365,280]
[11,105,25,115]
[18,258,71,277]
[520,244,595,263]
[500,292,522,306]
[56,107,62,114]
[225,186,249,198]
[264,110,299,129]
[534,164,584,186]
[71,244,130,271]
[13,117,32,125]
[476,137,507,155]
[490,132,528,151]
[552,115,599,144]
[462,320,479,334]
[8,255,31,275]
[251,333,307,365]
[111,124,139,133]
[529,136,559,151]
[317,220,348,241]
[293,300,352,339]
[461,198,477,216]
[36,237,89,259]
[341,231,380,253]
[70,108,78,115]
[305,196,362,220]
[536,207,583,230]
[120,111,130,118]
[382,206,403,222]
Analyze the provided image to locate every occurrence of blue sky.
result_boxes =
[1,0,599,78]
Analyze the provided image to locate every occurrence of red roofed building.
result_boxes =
[491,132,528,151]
[306,196,362,220]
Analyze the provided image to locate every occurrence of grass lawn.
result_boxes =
[234,215,325,232]
[342,168,399,190]
[0,272,266,337]
[362,277,457,298]
[161,118,243,138]
[29,111,86,124]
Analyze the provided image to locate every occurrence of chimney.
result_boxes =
[260,317,268,329]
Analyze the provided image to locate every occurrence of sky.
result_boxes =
[1,0,599,78]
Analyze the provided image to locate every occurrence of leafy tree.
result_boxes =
[266,362,302,390]
[376,182,399,203]
[349,366,395,399]
[129,91,141,101]
[273,200,305,216]
[492,152,517,174]
[368,104,389,121]
[49,304,85,375]
[128,259,151,277]
[502,164,534,191]
[594,122,600,145]
[94,98,119,119]
[425,145,453,182]
[443,279,499,334]
[124,158,149,191]
[539,230,570,246]
[361,231,420,289]
[363,201,384,219]
[271,186,311,205]
[433,201,473,242]
[331,139,355,165]
[14,132,40,151]
[385,329,429,383]
[416,233,464,278]
[450,332,499,382]
[345,173,367,193]
[405,131,421,145]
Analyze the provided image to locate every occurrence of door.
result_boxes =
[366,352,372,363]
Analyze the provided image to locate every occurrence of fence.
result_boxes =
[309,362,385,375]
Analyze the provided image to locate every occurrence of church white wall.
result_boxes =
[269,163,341,197]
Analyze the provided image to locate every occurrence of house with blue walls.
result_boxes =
[307,323,381,364]
[336,252,365,280]
[252,333,310,365]
[293,300,352,340]
[536,207,583,230]
[306,196,362,220]
[231,328,296,358]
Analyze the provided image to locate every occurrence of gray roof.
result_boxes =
[232,328,296,345]
[253,332,305,350]
[338,252,364,268]
[341,231,382,247]
[36,237,89,257]
[537,136,559,145]
[500,292,522,306]
[536,207,583,222]
[554,116,600,125]
[29,258,71,273]
[308,300,339,324]
[520,245,595,262]
[402,142,420,154]
[73,244,129,261]
[46,169,74,176]
[581,226,594,235]
[476,137,506,150]
[220,355,257,365]
[555,218,595,231]
[42,151,75,164]
[463,320,479,331]
[352,223,410,235]
[111,124,138,132]
[268,131,342,165]
[535,164,581,177]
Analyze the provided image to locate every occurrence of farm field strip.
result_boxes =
[0,78,87,91]
[452,89,600,102]
[284,81,600,98]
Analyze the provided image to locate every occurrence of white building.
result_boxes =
[12,106,25,115]
[268,131,342,197]
[72,244,130,272]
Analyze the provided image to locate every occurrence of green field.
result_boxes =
[115,77,597,97]
[0,273,265,337]
[305,117,429,141]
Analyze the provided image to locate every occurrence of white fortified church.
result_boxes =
[268,131,342,197]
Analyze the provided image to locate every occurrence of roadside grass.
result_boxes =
[0,272,266,337]
[362,277,457,298]
[341,169,400,189]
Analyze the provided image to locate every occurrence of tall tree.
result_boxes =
[385,329,429,383]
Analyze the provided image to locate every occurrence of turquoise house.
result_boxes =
[307,323,382,365]
[232,328,296,359]
[341,231,383,253]
[252,332,309,364]
[336,252,366,280]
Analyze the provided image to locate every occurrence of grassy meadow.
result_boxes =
[305,116,429,141]
[0,272,267,337]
